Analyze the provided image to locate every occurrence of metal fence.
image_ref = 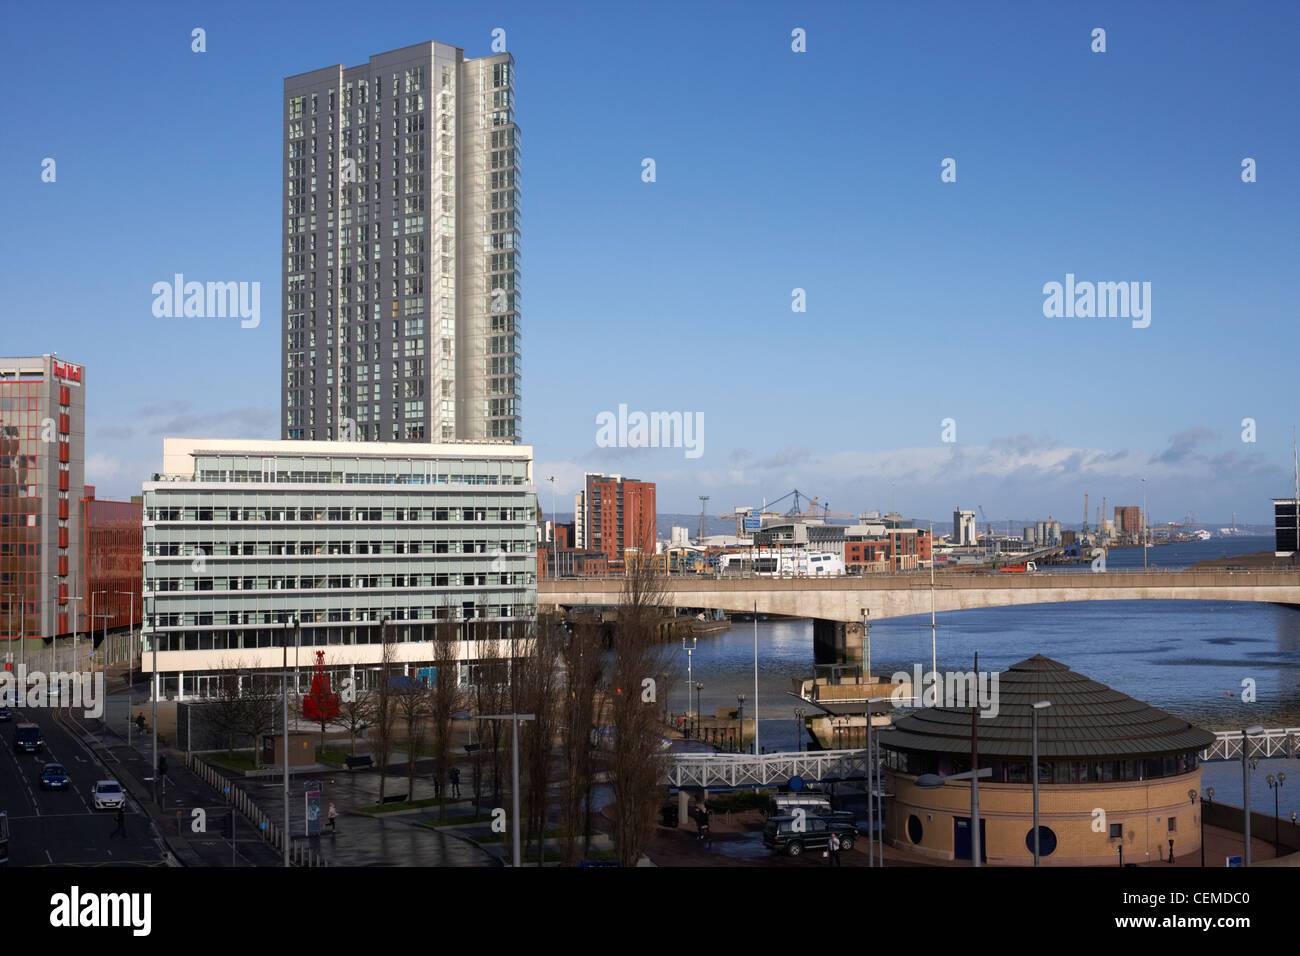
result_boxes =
[186,753,327,866]
[666,748,871,789]
[1202,728,1300,761]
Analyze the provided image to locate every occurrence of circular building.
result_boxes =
[881,655,1216,865]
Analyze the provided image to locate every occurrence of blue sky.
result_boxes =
[2,0,1297,524]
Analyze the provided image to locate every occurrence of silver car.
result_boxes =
[91,780,126,811]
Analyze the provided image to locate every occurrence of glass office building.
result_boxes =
[141,438,536,699]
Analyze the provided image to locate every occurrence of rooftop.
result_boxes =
[881,655,1216,760]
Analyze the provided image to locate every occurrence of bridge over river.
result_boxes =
[541,569,1300,661]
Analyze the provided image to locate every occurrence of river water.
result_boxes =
[672,535,1300,818]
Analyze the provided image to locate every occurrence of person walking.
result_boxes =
[696,805,711,848]
[110,807,127,839]
[327,803,338,835]
[449,766,461,798]
[828,830,842,867]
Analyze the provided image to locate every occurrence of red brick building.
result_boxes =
[576,474,656,569]
[80,486,143,633]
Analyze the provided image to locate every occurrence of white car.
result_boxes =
[91,780,126,811]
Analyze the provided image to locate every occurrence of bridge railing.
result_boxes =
[543,569,1300,589]
[666,748,871,789]
[1201,728,1300,761]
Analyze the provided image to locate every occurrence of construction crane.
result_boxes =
[718,489,854,536]
[977,505,990,544]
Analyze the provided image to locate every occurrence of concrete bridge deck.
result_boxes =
[542,569,1300,624]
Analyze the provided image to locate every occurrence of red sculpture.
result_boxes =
[302,650,340,721]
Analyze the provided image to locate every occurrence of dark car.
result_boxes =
[39,763,70,790]
[14,723,42,755]
[0,707,12,722]
[762,814,859,857]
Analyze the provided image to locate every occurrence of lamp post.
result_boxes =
[863,696,890,867]
[914,766,993,866]
[682,634,696,735]
[735,695,745,752]
[115,590,135,746]
[1267,772,1286,854]
[695,682,704,739]
[456,710,535,866]
[1203,787,1214,867]
[794,707,805,754]
[1141,477,1148,571]
[1031,700,1052,866]
[1242,725,1263,866]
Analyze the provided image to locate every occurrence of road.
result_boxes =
[0,706,166,867]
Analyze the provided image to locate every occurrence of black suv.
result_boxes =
[762,814,858,857]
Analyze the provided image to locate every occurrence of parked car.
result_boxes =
[39,764,70,790]
[0,810,8,864]
[767,793,854,822]
[762,814,858,857]
[13,722,43,755]
[91,780,126,811]
[0,707,12,722]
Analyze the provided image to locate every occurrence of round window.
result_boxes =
[1025,825,1057,857]
[907,814,923,844]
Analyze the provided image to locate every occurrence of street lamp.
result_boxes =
[862,695,890,868]
[1031,700,1052,866]
[1267,772,1286,854]
[695,682,704,738]
[455,710,535,866]
[915,766,993,867]
[1141,477,1148,571]
[2,592,25,674]
[1242,725,1264,866]
[794,707,806,754]
[682,635,696,735]
[114,589,136,746]
[735,695,745,752]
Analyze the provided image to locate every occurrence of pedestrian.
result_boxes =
[696,805,711,848]
[828,830,841,866]
[449,766,461,798]
[135,713,146,735]
[111,807,127,839]
[327,803,337,835]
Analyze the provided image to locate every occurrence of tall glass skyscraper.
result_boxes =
[282,41,521,445]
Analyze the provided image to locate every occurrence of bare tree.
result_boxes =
[335,685,373,758]
[371,617,398,804]
[429,616,463,820]
[236,671,282,775]
[393,663,431,804]
[517,610,563,864]
[607,521,678,866]
[200,657,247,755]
[561,615,607,864]
[472,623,510,812]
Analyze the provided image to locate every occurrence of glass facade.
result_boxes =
[884,747,1202,783]
[0,382,41,640]
[141,441,537,696]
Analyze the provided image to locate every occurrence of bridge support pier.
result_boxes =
[813,618,865,666]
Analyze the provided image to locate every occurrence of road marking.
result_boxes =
[45,850,52,863]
